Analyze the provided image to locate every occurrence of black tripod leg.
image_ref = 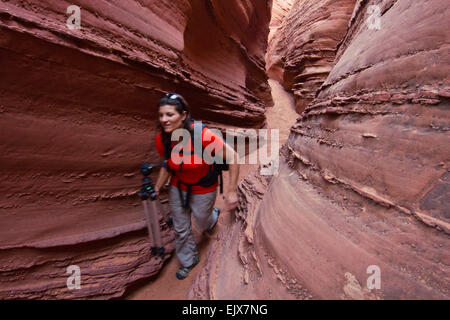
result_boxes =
[149,200,165,258]
[142,200,157,257]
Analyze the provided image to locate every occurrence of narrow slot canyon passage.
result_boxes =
[124,79,298,299]
[0,0,448,300]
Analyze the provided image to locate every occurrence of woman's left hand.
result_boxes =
[224,191,239,212]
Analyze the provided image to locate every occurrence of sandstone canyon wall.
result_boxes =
[266,0,292,43]
[189,0,449,299]
[0,0,272,299]
[266,0,357,113]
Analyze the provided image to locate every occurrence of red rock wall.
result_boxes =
[267,0,293,42]
[0,0,272,299]
[189,0,449,299]
[266,0,356,113]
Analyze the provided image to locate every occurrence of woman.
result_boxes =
[154,93,239,280]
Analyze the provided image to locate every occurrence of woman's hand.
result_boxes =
[224,191,239,212]
[155,166,171,198]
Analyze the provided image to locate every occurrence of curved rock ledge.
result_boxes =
[189,0,449,299]
[0,0,272,299]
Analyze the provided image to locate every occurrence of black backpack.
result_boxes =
[163,121,229,209]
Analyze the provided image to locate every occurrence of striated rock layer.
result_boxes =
[190,0,449,299]
[0,0,272,299]
[267,0,293,43]
[266,0,356,113]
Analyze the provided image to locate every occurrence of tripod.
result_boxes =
[138,163,166,259]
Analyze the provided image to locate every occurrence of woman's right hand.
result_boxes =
[155,166,171,198]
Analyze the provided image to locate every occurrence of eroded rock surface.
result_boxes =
[190,0,449,299]
[266,0,356,113]
[0,0,272,299]
[267,0,293,42]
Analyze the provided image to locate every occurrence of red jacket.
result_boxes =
[155,127,224,194]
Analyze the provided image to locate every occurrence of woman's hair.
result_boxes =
[158,93,193,157]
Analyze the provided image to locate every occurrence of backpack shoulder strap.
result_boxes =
[193,121,205,153]
[163,135,171,161]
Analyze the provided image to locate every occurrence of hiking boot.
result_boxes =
[176,255,200,280]
[205,207,220,235]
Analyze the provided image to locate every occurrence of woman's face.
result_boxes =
[159,105,187,133]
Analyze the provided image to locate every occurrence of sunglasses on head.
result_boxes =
[164,93,186,110]
[165,93,182,101]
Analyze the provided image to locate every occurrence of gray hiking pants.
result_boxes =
[169,186,218,267]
